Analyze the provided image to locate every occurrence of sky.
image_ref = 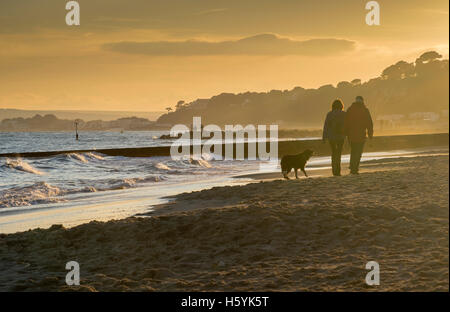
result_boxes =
[0,0,448,112]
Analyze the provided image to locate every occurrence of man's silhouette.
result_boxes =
[345,96,373,174]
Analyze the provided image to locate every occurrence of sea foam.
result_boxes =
[0,182,65,208]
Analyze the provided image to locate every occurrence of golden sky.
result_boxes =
[0,0,448,111]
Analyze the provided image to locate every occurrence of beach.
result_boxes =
[0,153,448,291]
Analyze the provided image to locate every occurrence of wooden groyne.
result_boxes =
[0,133,448,159]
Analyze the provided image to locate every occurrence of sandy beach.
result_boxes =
[0,154,448,291]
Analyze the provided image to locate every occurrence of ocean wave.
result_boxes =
[67,153,88,163]
[166,156,213,169]
[91,176,165,192]
[66,186,98,194]
[155,162,171,170]
[4,158,44,175]
[0,182,65,208]
[0,174,165,208]
[85,152,105,161]
[200,152,222,161]
[152,156,213,171]
[56,152,105,164]
[188,158,212,168]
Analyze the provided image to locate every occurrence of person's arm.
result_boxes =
[343,111,350,137]
[366,109,374,139]
[322,113,330,142]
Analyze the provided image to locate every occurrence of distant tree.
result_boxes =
[269,90,282,96]
[337,81,352,89]
[397,61,415,78]
[175,100,186,111]
[416,51,442,65]
[382,61,414,80]
[382,64,397,79]
[318,84,335,91]
[415,52,446,78]
[165,107,172,113]
[351,79,361,86]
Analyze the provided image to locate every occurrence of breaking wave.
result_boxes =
[0,151,218,210]
[0,174,165,208]
[155,162,171,170]
[63,152,105,163]
[85,152,105,161]
[4,158,44,175]
[101,176,165,191]
[0,182,65,208]
[67,153,88,163]
[188,158,212,168]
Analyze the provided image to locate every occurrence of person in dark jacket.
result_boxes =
[344,96,373,174]
[323,99,346,176]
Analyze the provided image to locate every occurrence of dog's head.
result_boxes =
[303,149,314,159]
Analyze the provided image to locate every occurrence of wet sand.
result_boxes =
[0,154,448,291]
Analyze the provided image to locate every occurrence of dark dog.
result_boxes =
[280,149,314,179]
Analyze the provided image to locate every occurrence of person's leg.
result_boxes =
[355,142,365,173]
[349,142,358,174]
[335,140,344,175]
[329,141,337,175]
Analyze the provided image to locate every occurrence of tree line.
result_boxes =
[158,51,449,127]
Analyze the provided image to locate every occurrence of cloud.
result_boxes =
[102,34,356,56]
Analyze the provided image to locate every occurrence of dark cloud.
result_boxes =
[0,0,446,42]
[103,34,356,56]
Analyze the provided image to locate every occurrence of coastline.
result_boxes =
[1,154,448,291]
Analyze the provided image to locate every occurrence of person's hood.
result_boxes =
[349,101,366,110]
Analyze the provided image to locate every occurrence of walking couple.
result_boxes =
[322,96,373,176]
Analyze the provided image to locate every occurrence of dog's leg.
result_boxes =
[301,168,308,177]
[295,169,299,179]
[281,167,288,179]
[284,168,292,180]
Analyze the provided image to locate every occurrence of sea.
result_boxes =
[0,131,446,233]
